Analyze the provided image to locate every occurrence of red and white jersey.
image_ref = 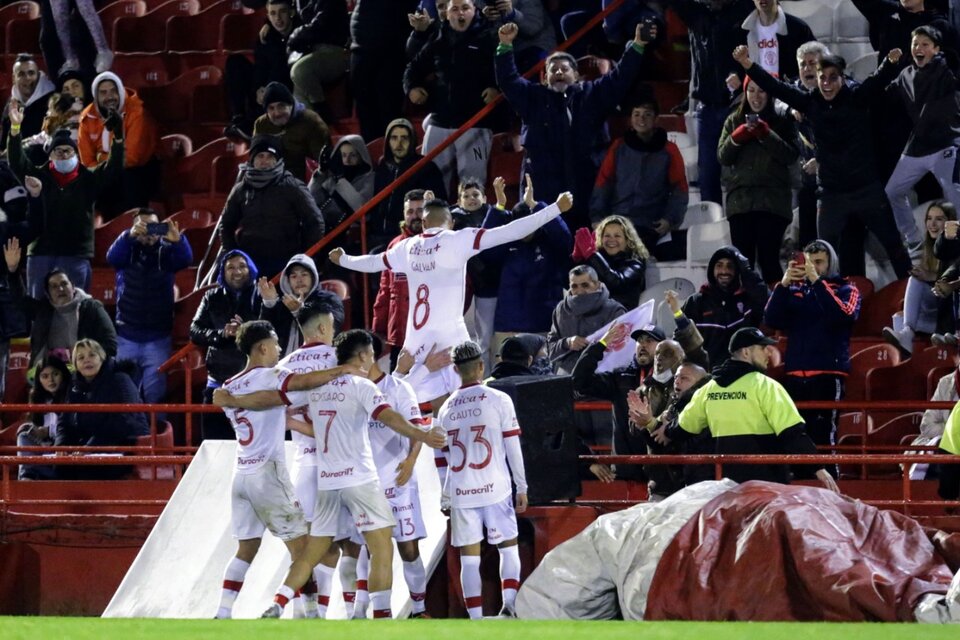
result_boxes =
[436,382,522,508]
[369,373,424,491]
[222,366,293,474]
[287,375,392,490]
[279,341,337,468]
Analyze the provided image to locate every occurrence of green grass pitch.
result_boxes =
[2,619,959,639]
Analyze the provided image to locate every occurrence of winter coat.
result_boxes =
[79,73,159,168]
[403,19,499,129]
[309,134,375,229]
[590,128,688,231]
[483,202,573,333]
[254,19,299,92]
[288,0,349,50]
[453,202,502,298]
[220,163,325,276]
[56,357,148,448]
[189,249,262,385]
[371,226,415,348]
[8,132,123,259]
[586,249,645,310]
[681,246,769,367]
[495,41,646,207]
[28,288,117,368]
[350,0,420,52]
[744,58,900,195]
[888,54,960,158]
[0,168,42,340]
[545,285,626,375]
[736,8,815,82]
[717,106,798,220]
[253,104,331,181]
[106,231,193,342]
[763,241,861,375]
[851,0,956,63]
[1,71,55,151]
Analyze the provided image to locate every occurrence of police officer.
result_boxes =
[671,327,839,492]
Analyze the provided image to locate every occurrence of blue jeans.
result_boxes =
[696,103,729,204]
[26,255,91,300]
[117,336,171,403]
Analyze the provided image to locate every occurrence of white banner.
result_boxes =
[586,299,656,373]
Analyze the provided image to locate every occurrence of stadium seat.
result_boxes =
[320,279,352,330]
[866,412,923,477]
[834,0,871,41]
[133,420,176,479]
[847,275,875,303]
[5,15,39,54]
[139,65,224,127]
[847,52,879,82]
[114,0,201,54]
[486,133,524,203]
[98,0,147,49]
[679,201,723,230]
[366,137,385,164]
[686,220,731,268]
[783,0,835,41]
[0,1,39,54]
[174,266,200,299]
[167,208,213,229]
[93,211,136,266]
[89,267,118,312]
[834,41,876,67]
[211,153,244,195]
[656,114,686,133]
[183,225,219,267]
[637,277,695,309]
[219,9,264,53]
[853,278,907,337]
[165,0,247,53]
[164,136,246,209]
[171,284,215,345]
[158,133,193,163]
[845,343,901,402]
[928,365,955,398]
[110,56,171,89]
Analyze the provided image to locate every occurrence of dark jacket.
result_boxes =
[350,0,419,52]
[252,104,331,182]
[545,284,626,375]
[487,360,535,380]
[371,118,447,241]
[288,0,349,51]
[717,104,799,220]
[763,241,861,375]
[56,357,148,448]
[254,19,299,93]
[8,133,123,258]
[744,58,900,194]
[589,128,689,232]
[495,41,647,207]
[106,231,193,342]
[735,8,815,82]
[0,167,43,340]
[483,202,573,333]
[668,0,754,106]
[403,19,499,129]
[28,289,117,368]
[189,249,263,386]
[220,162,325,277]
[1,72,56,151]
[888,54,960,158]
[453,202,502,298]
[851,0,956,64]
[586,249,646,310]
[681,246,768,367]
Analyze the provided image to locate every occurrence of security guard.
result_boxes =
[671,327,839,492]
[938,403,960,500]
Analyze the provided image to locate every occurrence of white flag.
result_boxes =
[586,299,656,373]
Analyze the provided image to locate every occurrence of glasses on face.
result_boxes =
[50,147,75,159]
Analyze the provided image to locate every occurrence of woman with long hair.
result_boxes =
[16,354,71,480]
[572,215,648,310]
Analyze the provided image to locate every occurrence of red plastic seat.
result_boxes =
[847,275,875,303]
[97,0,147,48]
[845,343,901,402]
[89,267,118,312]
[164,136,246,209]
[133,420,176,479]
[366,137,385,165]
[866,412,924,478]
[158,133,193,161]
[165,0,247,53]
[219,9,264,53]
[139,65,223,126]
[212,154,244,194]
[114,0,201,54]
[5,16,39,54]
[172,284,216,345]
[853,278,907,337]
[0,1,39,53]
[173,266,200,299]
[928,365,955,398]
[486,133,523,203]
[183,226,219,267]
[93,211,136,266]
[110,56,171,89]
[167,208,213,230]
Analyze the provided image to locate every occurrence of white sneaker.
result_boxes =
[261,602,283,618]
[882,326,913,356]
[95,50,114,73]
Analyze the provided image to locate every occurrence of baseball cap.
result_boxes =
[630,324,666,343]
[728,327,776,354]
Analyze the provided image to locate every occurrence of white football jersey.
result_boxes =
[279,341,337,468]
[369,373,425,491]
[222,366,294,474]
[287,375,392,490]
[436,383,522,508]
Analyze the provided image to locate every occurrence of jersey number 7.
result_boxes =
[316,410,337,453]
[448,425,493,472]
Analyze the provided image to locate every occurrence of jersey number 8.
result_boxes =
[413,284,430,330]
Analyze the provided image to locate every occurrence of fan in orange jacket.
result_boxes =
[78,71,159,169]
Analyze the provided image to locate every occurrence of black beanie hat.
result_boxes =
[249,134,284,160]
[45,128,79,155]
[262,81,295,109]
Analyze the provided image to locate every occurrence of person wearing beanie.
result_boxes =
[78,71,160,215]
[9,101,124,297]
[219,134,325,277]
[252,80,331,182]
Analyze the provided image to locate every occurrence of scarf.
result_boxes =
[242,160,285,190]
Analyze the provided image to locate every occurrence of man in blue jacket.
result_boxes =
[495,20,653,228]
[106,209,193,403]
[764,239,861,477]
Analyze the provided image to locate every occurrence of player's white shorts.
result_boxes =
[291,463,318,520]
[334,505,364,545]
[450,495,518,547]
[310,482,395,538]
[411,362,460,403]
[385,482,426,542]
[231,461,307,542]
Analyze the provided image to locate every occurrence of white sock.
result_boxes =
[340,556,358,618]
[274,584,295,608]
[300,577,319,618]
[354,546,370,618]
[217,557,250,618]
[370,589,392,619]
[499,546,521,610]
[403,557,427,613]
[314,564,335,619]
[460,555,483,619]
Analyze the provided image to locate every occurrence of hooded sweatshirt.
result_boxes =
[78,71,159,168]
[309,134,375,229]
[260,253,345,355]
[1,70,56,150]
[29,287,118,367]
[545,284,626,375]
[764,239,861,375]
[371,118,448,240]
[681,246,769,367]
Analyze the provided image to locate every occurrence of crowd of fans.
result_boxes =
[2,0,960,496]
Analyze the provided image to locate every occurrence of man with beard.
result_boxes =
[545,265,626,376]
[1,54,56,151]
[495,20,654,228]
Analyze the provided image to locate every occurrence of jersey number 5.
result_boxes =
[412,284,430,330]
[236,410,254,446]
[448,425,493,472]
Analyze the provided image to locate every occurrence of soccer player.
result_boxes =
[215,329,446,619]
[330,191,574,410]
[436,340,528,619]
[213,320,362,620]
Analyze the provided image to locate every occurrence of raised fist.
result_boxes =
[556,191,574,213]
[732,45,752,69]
[498,22,518,45]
